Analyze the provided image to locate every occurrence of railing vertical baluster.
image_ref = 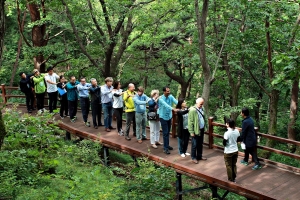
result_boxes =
[1,84,7,104]
[208,117,214,149]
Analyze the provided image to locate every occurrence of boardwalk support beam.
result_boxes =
[176,172,210,199]
[65,131,71,140]
[98,146,110,166]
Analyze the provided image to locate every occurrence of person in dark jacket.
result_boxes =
[89,78,103,129]
[176,98,190,157]
[19,72,35,113]
[240,107,261,170]
[57,75,68,119]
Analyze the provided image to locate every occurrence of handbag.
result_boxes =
[147,112,157,120]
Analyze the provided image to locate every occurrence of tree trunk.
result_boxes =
[195,0,211,116]
[0,0,4,63]
[27,2,47,72]
[0,0,7,150]
[287,73,299,152]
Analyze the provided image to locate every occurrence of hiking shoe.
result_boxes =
[70,118,76,123]
[168,146,173,150]
[240,160,249,166]
[252,164,262,170]
[85,122,90,127]
[163,149,170,154]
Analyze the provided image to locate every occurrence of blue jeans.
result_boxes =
[135,112,147,140]
[102,102,113,128]
[160,118,172,151]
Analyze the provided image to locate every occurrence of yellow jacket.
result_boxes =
[123,90,136,112]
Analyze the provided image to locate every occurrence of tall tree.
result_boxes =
[0,0,7,149]
[195,0,212,114]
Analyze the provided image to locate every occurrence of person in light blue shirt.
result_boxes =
[101,77,114,132]
[158,86,178,154]
[133,86,150,142]
[77,77,91,127]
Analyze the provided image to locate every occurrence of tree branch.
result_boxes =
[61,0,102,74]
[40,53,53,65]
[248,69,270,97]
[163,64,185,85]
[99,0,113,36]
[17,1,31,47]
[52,58,71,68]
[47,29,67,41]
[87,0,105,41]
[212,20,230,79]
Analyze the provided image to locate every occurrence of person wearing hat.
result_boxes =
[19,72,35,113]
[32,69,46,113]
[44,67,59,113]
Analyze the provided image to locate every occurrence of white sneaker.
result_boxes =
[181,154,186,157]
[185,153,190,156]
[38,109,43,114]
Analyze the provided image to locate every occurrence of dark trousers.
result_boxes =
[224,151,238,182]
[25,91,34,111]
[91,102,102,127]
[160,118,172,151]
[68,100,78,120]
[59,94,68,117]
[244,147,259,165]
[48,91,58,113]
[80,97,90,122]
[36,92,45,110]
[178,129,190,154]
[114,107,123,132]
[125,112,136,136]
[191,128,204,160]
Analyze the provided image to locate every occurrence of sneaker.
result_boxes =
[181,154,186,158]
[240,160,249,166]
[43,108,47,112]
[125,136,131,141]
[28,110,32,113]
[168,146,173,150]
[155,141,163,145]
[137,140,143,144]
[60,116,64,119]
[38,109,43,114]
[192,159,198,164]
[85,122,90,127]
[120,129,124,133]
[185,153,190,156]
[151,144,158,149]
[118,131,124,136]
[163,149,170,154]
[70,118,76,123]
[65,114,69,117]
[252,164,262,170]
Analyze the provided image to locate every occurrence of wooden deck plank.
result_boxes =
[6,106,300,200]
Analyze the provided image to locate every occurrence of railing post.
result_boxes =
[254,127,259,163]
[176,172,183,200]
[1,84,7,104]
[171,110,177,138]
[208,117,214,149]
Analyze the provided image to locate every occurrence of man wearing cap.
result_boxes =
[19,72,35,113]
[32,69,46,113]
[44,67,59,113]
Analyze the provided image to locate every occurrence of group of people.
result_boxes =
[19,69,261,183]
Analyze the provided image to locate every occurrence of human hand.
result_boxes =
[190,133,195,137]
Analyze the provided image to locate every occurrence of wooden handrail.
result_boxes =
[208,117,300,170]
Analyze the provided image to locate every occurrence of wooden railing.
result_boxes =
[2,83,300,171]
[208,117,300,173]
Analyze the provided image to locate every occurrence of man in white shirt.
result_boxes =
[44,67,59,113]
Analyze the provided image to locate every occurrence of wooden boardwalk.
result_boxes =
[9,107,300,200]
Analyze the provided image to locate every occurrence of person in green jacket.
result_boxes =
[32,69,46,113]
[188,97,207,164]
